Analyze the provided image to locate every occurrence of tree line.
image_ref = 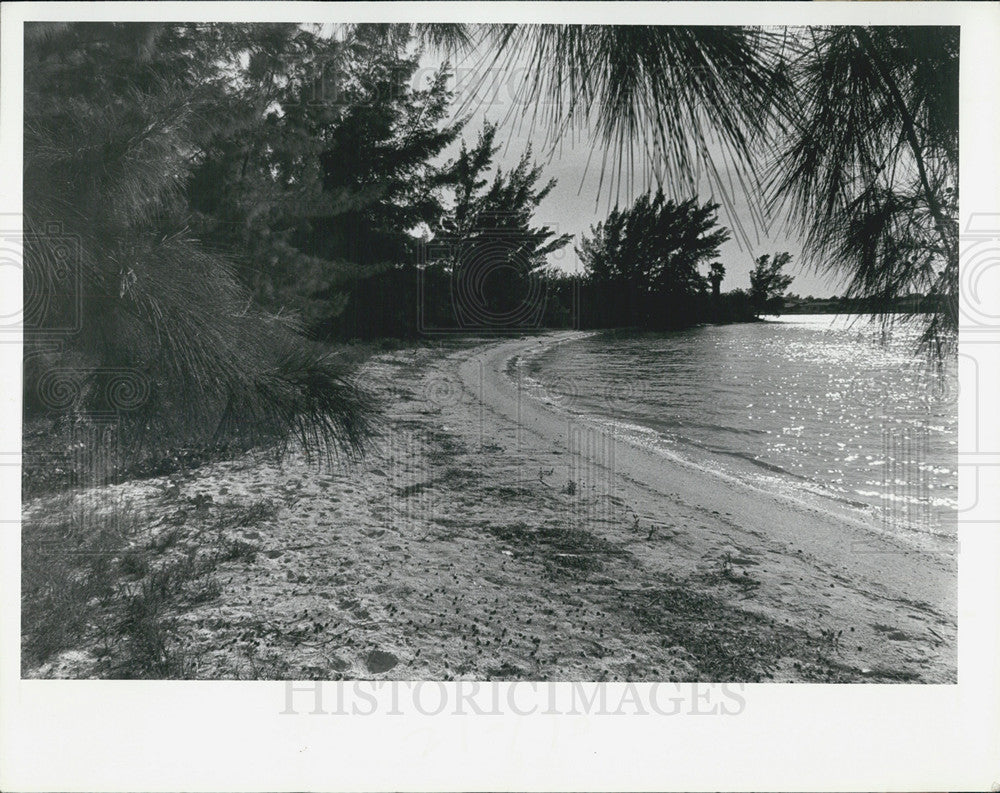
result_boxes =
[456,25,958,351]
[22,22,957,477]
[23,23,571,472]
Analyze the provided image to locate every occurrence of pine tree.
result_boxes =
[23,22,372,478]
[749,252,795,316]
[769,27,957,349]
[576,193,730,329]
[434,24,959,350]
[429,125,573,329]
[181,24,463,335]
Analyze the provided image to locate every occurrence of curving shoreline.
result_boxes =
[22,332,956,681]
[452,332,957,680]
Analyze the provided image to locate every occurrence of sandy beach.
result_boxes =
[23,332,956,682]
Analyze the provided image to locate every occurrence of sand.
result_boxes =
[22,332,956,682]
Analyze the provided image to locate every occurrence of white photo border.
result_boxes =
[1,3,998,791]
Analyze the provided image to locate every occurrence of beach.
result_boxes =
[22,332,956,682]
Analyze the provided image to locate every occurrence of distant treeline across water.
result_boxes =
[331,266,764,340]
[330,268,940,340]
[781,294,940,315]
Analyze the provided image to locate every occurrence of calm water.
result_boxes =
[525,315,957,546]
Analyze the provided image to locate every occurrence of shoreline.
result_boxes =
[512,330,955,557]
[460,333,956,676]
[22,332,956,682]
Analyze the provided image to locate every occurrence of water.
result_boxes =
[524,315,957,547]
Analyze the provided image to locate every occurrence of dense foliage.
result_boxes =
[749,252,795,317]
[575,193,732,329]
[22,22,957,487]
[183,24,467,334]
[336,123,572,338]
[24,23,378,466]
[22,21,577,482]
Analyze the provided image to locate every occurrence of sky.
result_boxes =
[418,37,848,299]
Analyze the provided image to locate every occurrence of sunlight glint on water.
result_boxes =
[528,315,957,547]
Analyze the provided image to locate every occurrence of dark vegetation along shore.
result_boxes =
[22,23,958,680]
[20,23,803,498]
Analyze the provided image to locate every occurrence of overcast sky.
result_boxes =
[419,39,847,299]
